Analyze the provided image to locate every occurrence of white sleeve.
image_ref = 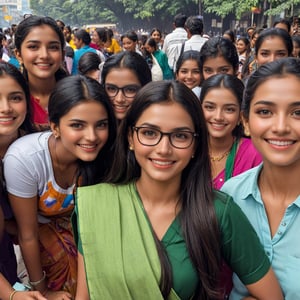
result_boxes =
[4,152,38,198]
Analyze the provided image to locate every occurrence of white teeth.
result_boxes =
[268,140,293,146]
[152,160,173,166]
[80,145,96,149]
[0,118,13,122]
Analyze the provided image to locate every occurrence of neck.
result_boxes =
[209,135,235,159]
[259,163,300,203]
[136,176,181,206]
[28,76,56,96]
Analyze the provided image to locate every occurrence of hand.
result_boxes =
[13,291,47,300]
[44,290,73,300]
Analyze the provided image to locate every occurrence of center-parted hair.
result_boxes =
[101,51,152,86]
[200,74,244,138]
[48,75,117,185]
[106,80,221,299]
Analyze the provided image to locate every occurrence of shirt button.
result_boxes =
[278,231,282,235]
[266,251,270,256]
[281,222,286,226]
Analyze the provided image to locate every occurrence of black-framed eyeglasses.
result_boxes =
[105,83,141,98]
[132,126,198,149]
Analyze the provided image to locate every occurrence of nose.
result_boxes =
[39,46,49,58]
[0,99,13,113]
[214,108,224,121]
[156,134,172,154]
[114,89,126,103]
[85,127,98,141]
[272,113,290,134]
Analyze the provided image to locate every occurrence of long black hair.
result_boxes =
[106,80,221,299]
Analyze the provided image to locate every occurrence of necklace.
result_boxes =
[210,150,230,162]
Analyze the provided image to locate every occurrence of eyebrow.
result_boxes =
[253,100,300,107]
[69,118,109,123]
[139,122,194,131]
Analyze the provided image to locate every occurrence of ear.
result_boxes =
[241,113,250,137]
[127,128,134,150]
[15,49,23,64]
[50,122,60,139]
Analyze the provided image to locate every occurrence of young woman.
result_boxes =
[143,37,173,80]
[101,51,152,121]
[120,30,142,55]
[200,74,262,189]
[0,62,36,289]
[74,80,283,300]
[222,57,300,300]
[200,74,262,298]
[236,36,250,79]
[175,50,202,98]
[199,36,239,81]
[14,15,68,129]
[150,28,163,49]
[4,76,117,299]
[243,28,292,80]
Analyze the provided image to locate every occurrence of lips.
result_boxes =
[78,144,98,152]
[0,117,16,124]
[267,139,295,146]
[113,104,129,113]
[210,122,227,130]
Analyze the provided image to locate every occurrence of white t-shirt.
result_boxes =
[4,132,75,218]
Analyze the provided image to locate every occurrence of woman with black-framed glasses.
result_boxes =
[101,51,152,121]
[73,80,283,300]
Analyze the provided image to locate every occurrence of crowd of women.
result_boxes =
[0,13,299,300]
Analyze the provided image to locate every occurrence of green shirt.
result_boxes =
[73,184,270,300]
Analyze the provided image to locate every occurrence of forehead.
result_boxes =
[251,75,300,103]
[23,24,60,42]
[136,102,194,129]
[258,36,287,51]
[105,68,140,85]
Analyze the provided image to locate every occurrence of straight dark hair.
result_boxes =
[106,80,221,299]
[200,74,244,139]
[48,75,117,185]
[14,15,67,81]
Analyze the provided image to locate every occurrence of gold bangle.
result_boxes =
[29,270,46,287]
[9,290,18,300]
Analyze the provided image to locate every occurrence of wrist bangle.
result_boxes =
[29,270,46,287]
[9,290,18,300]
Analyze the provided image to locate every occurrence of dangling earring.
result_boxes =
[244,128,250,137]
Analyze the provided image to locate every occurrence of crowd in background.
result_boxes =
[0,11,300,300]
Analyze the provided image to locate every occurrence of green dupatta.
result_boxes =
[76,182,180,300]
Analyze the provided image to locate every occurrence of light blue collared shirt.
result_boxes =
[221,164,300,300]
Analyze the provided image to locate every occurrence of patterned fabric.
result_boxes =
[39,217,77,296]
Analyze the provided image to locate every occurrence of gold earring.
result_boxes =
[129,145,134,151]
[244,128,250,137]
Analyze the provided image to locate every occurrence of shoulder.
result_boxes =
[222,165,261,198]
[5,132,50,157]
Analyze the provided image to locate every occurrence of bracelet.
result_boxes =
[29,270,46,287]
[9,290,18,300]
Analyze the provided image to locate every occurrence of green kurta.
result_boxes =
[73,182,270,299]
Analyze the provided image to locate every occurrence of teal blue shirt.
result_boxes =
[153,50,174,80]
[71,45,96,75]
[222,164,300,300]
